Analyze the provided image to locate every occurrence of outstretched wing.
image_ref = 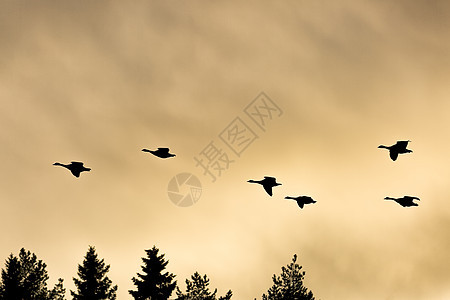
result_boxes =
[389,150,398,161]
[395,140,410,151]
[263,185,273,196]
[297,201,304,209]
[263,176,277,185]
[70,170,81,177]
[157,148,170,153]
[404,196,420,201]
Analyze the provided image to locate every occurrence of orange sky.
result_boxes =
[1,1,450,299]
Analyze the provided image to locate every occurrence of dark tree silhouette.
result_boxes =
[129,246,176,300]
[0,248,65,300]
[71,246,117,300]
[175,272,232,300]
[262,254,315,300]
[48,279,66,300]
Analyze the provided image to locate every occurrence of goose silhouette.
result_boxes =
[53,161,91,178]
[247,176,281,196]
[142,148,176,159]
[378,140,412,161]
[285,196,317,209]
[384,196,420,207]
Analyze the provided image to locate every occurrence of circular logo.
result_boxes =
[167,173,202,207]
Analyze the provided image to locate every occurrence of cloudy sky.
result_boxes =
[1,1,450,299]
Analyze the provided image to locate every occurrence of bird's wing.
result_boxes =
[396,140,409,150]
[71,170,81,177]
[297,201,304,209]
[71,161,84,166]
[304,196,316,203]
[404,196,420,201]
[263,185,273,196]
[158,148,170,152]
[264,177,277,185]
[389,151,398,161]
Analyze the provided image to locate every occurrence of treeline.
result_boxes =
[0,246,315,299]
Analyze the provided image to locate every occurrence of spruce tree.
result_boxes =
[71,246,117,300]
[175,272,232,300]
[129,246,176,300]
[0,248,65,300]
[262,254,315,300]
[49,278,66,300]
[0,254,22,299]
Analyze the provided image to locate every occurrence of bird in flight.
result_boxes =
[142,147,176,159]
[247,176,281,196]
[53,161,91,178]
[384,196,420,207]
[285,196,317,209]
[378,140,412,161]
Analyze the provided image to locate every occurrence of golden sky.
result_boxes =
[1,1,450,299]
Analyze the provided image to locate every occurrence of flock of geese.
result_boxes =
[53,141,420,209]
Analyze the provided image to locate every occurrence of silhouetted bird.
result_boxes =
[378,140,412,161]
[247,176,281,196]
[53,161,91,178]
[142,148,176,159]
[384,196,420,207]
[285,196,317,209]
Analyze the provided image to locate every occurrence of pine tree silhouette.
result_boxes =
[175,272,232,300]
[71,246,117,300]
[0,248,65,300]
[0,254,22,299]
[129,246,177,300]
[262,254,315,300]
[48,278,66,300]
